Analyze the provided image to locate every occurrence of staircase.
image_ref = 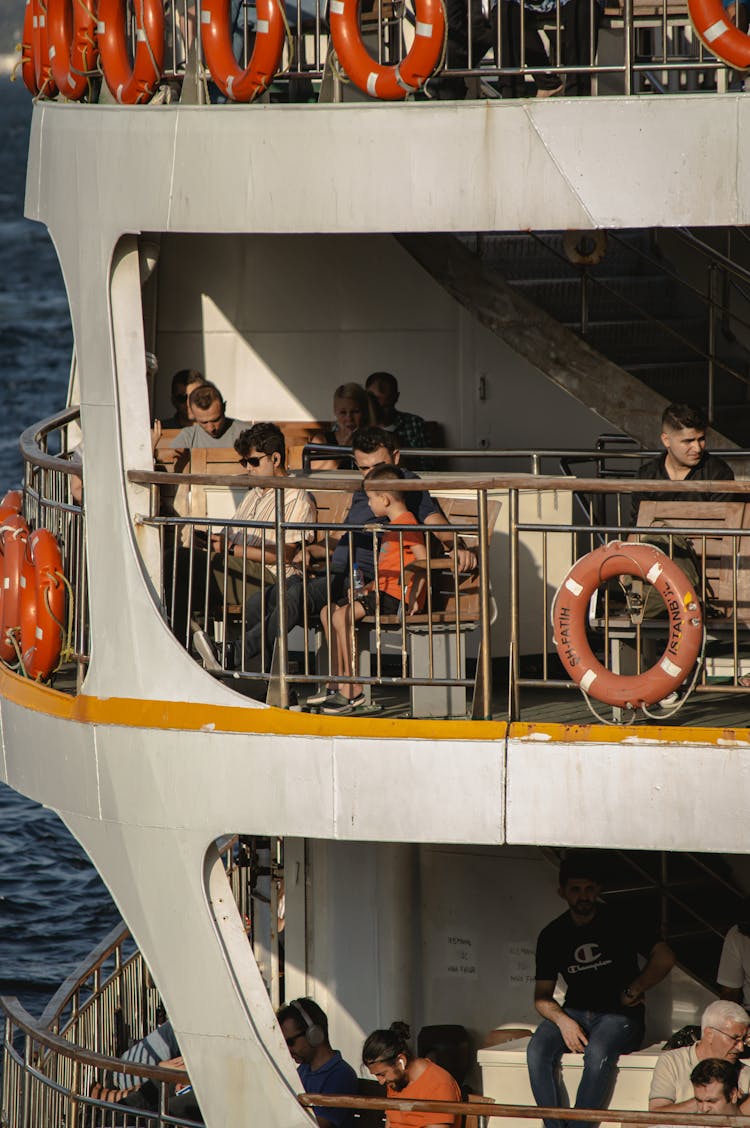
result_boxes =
[470,229,750,445]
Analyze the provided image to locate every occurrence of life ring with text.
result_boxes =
[47,0,99,99]
[98,0,165,104]
[687,0,750,68]
[552,541,703,708]
[20,529,65,680]
[563,229,607,267]
[0,515,31,664]
[200,0,286,101]
[330,0,446,100]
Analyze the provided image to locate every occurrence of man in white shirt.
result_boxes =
[193,423,316,668]
[648,1000,750,1114]
[718,901,750,1008]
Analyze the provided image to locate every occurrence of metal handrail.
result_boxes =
[19,406,81,475]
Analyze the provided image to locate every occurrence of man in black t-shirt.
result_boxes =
[527,852,676,1128]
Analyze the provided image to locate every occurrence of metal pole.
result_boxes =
[478,490,492,720]
[274,487,289,708]
[624,0,633,94]
[509,488,521,722]
[708,262,717,424]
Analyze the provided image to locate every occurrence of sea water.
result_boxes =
[0,80,119,1017]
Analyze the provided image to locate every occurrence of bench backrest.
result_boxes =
[635,500,750,623]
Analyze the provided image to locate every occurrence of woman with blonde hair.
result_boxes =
[310,382,374,470]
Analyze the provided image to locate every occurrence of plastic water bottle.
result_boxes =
[352,566,365,594]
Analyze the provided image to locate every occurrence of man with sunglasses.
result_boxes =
[277,998,358,1128]
[191,424,316,665]
[649,1000,750,1114]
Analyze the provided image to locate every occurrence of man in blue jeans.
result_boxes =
[527,851,676,1128]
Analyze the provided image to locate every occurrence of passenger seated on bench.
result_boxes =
[365,372,428,451]
[196,426,476,676]
[688,1058,743,1117]
[363,1021,461,1128]
[648,1000,750,1114]
[306,464,427,715]
[192,423,317,670]
[630,403,734,526]
[170,382,250,450]
[308,382,374,470]
[277,997,358,1128]
[89,1018,199,1118]
[528,850,675,1128]
[160,368,204,430]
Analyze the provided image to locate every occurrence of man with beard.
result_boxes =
[363,1021,461,1128]
[527,851,676,1128]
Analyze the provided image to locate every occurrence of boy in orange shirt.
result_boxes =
[308,465,426,715]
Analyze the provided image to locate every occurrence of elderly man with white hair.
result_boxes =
[649,999,750,1114]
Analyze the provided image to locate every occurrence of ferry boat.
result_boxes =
[5,0,750,1124]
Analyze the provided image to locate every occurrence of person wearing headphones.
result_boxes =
[277,998,359,1128]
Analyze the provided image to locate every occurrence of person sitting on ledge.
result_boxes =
[277,997,359,1128]
[527,849,675,1128]
[630,402,734,525]
[170,381,249,449]
[648,999,750,1114]
[362,1021,461,1128]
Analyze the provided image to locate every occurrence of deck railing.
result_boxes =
[36,0,735,103]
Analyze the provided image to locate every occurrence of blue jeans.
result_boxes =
[526,1009,644,1128]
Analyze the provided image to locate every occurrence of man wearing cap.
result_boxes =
[527,851,676,1128]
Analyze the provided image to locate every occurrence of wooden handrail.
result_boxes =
[299,1092,750,1126]
[127,468,750,497]
[1,996,188,1086]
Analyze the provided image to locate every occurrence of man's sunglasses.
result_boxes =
[240,456,265,468]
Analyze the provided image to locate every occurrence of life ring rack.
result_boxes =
[97,0,165,104]
[200,0,287,102]
[552,540,704,718]
[687,0,750,70]
[329,0,447,100]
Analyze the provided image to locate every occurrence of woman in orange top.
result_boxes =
[362,1022,461,1128]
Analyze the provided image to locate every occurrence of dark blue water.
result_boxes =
[0,80,120,1018]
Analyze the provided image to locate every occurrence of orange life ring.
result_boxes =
[330,0,446,100]
[98,0,164,104]
[0,515,30,664]
[201,0,286,101]
[21,0,39,94]
[0,491,23,520]
[25,0,59,95]
[687,0,750,68]
[552,541,703,708]
[20,530,65,680]
[47,0,99,99]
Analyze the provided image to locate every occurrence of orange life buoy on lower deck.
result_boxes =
[330,0,446,100]
[20,529,65,681]
[200,0,286,101]
[22,0,59,95]
[0,491,23,521]
[552,541,703,708]
[687,0,750,68]
[0,515,30,664]
[98,0,165,104]
[47,0,99,99]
